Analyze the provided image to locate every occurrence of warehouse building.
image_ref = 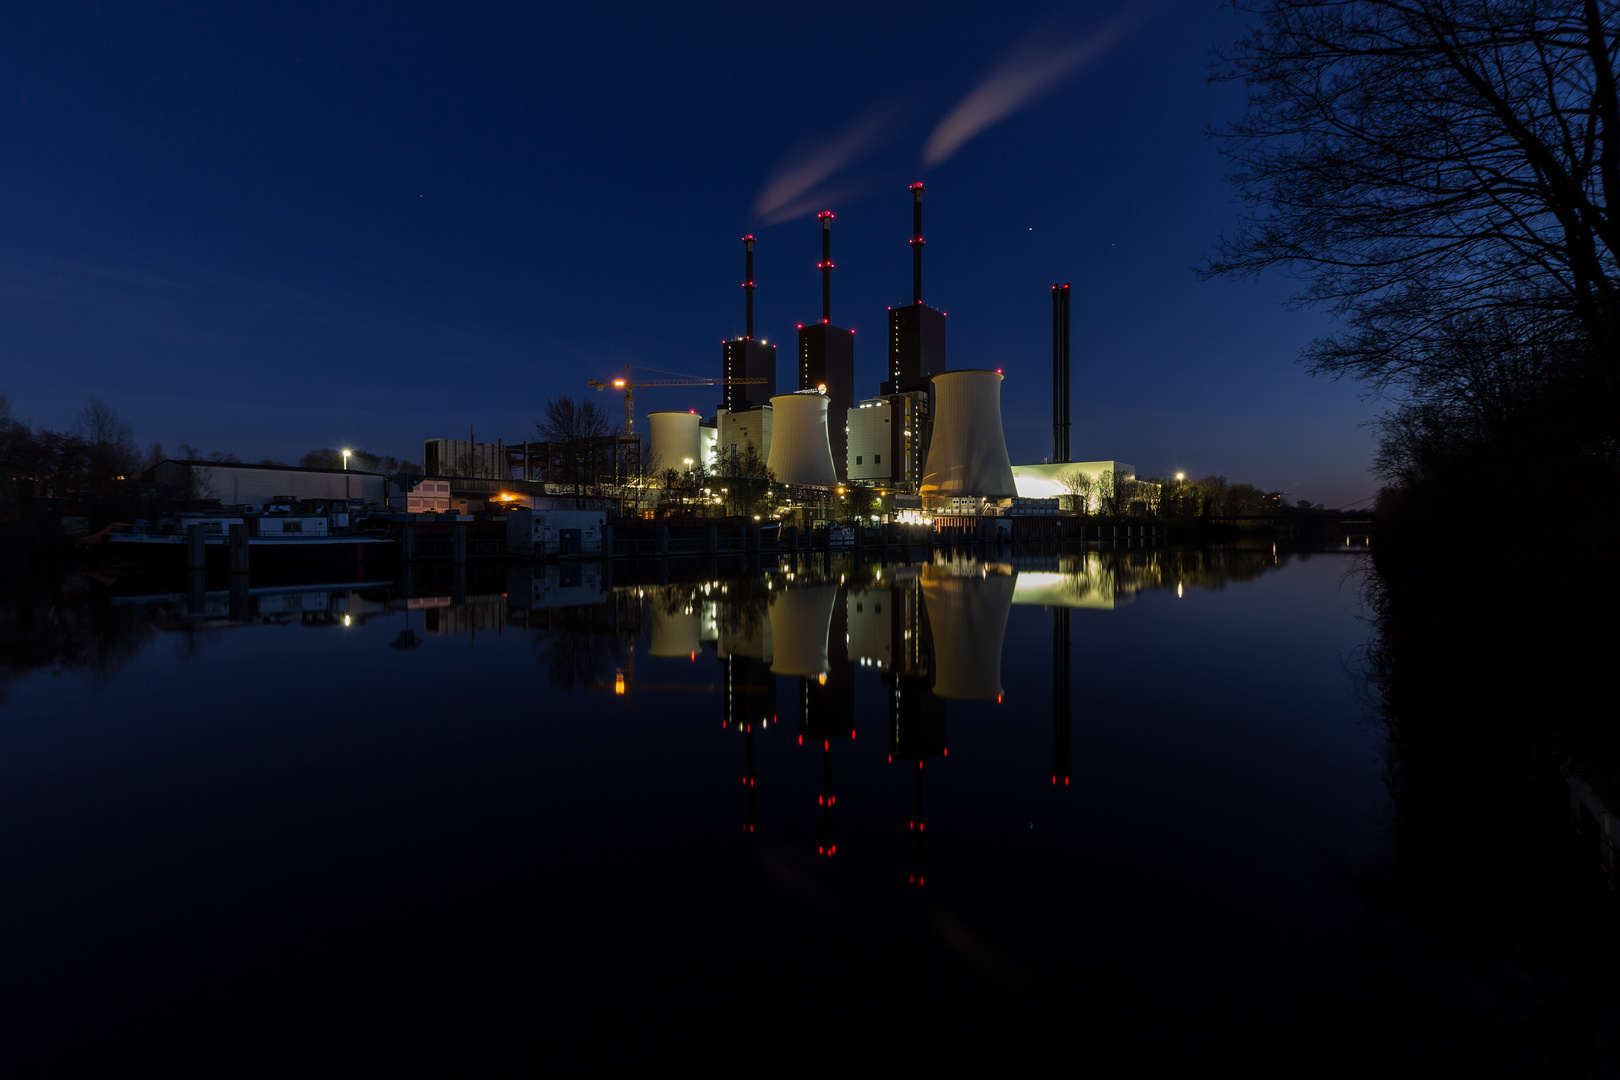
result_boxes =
[146,459,386,507]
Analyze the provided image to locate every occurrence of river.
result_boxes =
[0,546,1610,1072]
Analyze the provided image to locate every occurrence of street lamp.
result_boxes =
[342,450,352,470]
[1175,472,1184,482]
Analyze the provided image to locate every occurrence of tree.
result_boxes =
[1206,0,1620,415]
[75,398,138,495]
[538,397,612,508]
[1096,470,1119,516]
[718,444,776,518]
[1057,469,1095,515]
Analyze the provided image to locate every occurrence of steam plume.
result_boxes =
[923,8,1145,167]
[754,112,890,225]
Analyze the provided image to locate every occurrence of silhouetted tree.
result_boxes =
[538,397,612,508]
[1206,0,1620,415]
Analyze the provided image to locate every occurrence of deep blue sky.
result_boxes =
[0,1,1377,505]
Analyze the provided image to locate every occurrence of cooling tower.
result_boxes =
[649,606,702,658]
[921,562,1015,701]
[766,391,837,487]
[768,584,838,676]
[920,369,1017,499]
[646,410,701,475]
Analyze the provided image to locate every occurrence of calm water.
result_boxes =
[0,547,1532,1069]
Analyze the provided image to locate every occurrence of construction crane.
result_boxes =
[587,364,765,436]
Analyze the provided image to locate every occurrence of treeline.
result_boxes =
[0,395,146,500]
[0,392,422,502]
[1207,1,1619,538]
[1057,469,1318,520]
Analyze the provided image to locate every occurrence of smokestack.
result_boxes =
[909,182,925,306]
[818,211,834,323]
[1052,283,1071,463]
[743,235,757,339]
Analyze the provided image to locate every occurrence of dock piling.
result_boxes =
[228,524,250,574]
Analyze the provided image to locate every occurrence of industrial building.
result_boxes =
[1011,461,1137,503]
[146,459,386,507]
[717,407,772,469]
[846,394,926,484]
[797,212,855,479]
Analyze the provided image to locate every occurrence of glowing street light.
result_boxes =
[342,449,352,470]
[1175,472,1185,482]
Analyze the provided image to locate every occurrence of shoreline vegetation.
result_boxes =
[1206,4,1620,1063]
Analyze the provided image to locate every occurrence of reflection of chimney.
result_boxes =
[819,742,835,856]
[743,235,757,340]
[818,211,834,324]
[1053,283,1071,464]
[1053,608,1071,786]
[910,763,925,886]
[909,183,925,306]
[745,721,756,832]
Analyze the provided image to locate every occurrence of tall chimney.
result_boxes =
[818,211,834,323]
[1052,283,1071,463]
[909,182,925,306]
[743,235,757,340]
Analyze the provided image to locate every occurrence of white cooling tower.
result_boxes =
[920,369,1017,499]
[921,563,1016,701]
[766,391,837,487]
[646,410,701,475]
[768,584,838,676]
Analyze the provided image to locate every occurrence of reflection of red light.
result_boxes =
[823,740,829,750]
[798,735,803,745]
[850,730,855,739]
[943,748,948,756]
[997,694,1003,704]
[1065,777,1070,786]
[690,651,696,662]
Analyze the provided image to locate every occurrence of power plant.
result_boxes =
[578,180,1138,527]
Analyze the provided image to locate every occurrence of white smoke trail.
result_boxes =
[753,111,891,225]
[923,7,1147,167]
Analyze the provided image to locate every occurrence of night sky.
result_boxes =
[0,1,1376,505]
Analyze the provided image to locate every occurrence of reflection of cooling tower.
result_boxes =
[647,410,701,475]
[649,608,701,657]
[766,391,837,487]
[769,584,837,676]
[920,369,1016,499]
[921,568,1016,700]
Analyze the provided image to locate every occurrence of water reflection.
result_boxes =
[3,546,1293,871]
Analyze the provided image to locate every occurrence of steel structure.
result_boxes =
[587,365,763,436]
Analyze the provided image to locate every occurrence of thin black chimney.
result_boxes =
[1052,283,1071,463]
[818,211,834,323]
[743,235,756,339]
[909,182,925,306]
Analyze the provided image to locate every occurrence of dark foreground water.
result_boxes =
[1,547,1612,1073]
